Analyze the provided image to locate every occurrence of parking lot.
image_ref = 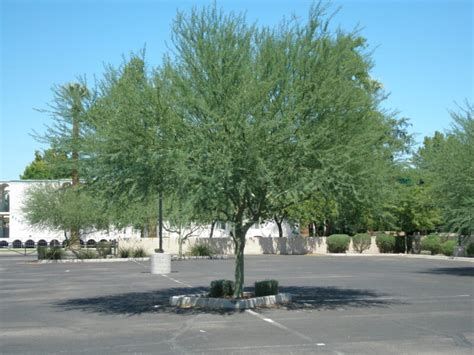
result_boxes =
[0,254,473,354]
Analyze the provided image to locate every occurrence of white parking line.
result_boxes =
[160,273,194,288]
[245,309,314,343]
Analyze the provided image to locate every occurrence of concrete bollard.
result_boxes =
[150,253,171,274]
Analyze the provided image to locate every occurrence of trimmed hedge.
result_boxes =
[440,240,457,256]
[209,279,234,298]
[376,234,395,253]
[421,234,441,255]
[255,280,279,297]
[352,233,371,253]
[327,234,350,253]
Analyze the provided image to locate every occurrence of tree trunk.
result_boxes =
[209,220,216,238]
[275,219,283,238]
[69,228,81,252]
[233,233,246,298]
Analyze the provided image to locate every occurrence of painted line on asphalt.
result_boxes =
[294,294,471,303]
[245,309,314,343]
[160,273,194,288]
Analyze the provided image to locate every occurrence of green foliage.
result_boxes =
[421,234,441,255]
[466,243,474,257]
[55,4,409,298]
[38,246,64,260]
[415,103,474,235]
[440,240,457,256]
[352,233,372,253]
[255,280,279,297]
[20,150,70,180]
[326,234,350,253]
[118,247,131,258]
[22,184,108,236]
[209,279,235,298]
[375,233,396,253]
[77,248,98,259]
[189,243,214,257]
[96,241,112,258]
[132,247,147,258]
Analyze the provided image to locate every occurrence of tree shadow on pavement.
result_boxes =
[54,285,402,316]
[418,267,474,277]
[279,286,403,311]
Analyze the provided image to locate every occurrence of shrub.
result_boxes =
[441,240,457,256]
[96,241,112,258]
[326,234,350,253]
[255,280,279,297]
[77,248,98,259]
[376,233,396,253]
[352,233,371,253]
[209,279,234,298]
[38,246,64,260]
[421,234,441,255]
[37,246,47,260]
[467,243,474,257]
[118,247,131,258]
[189,243,214,257]
[132,247,147,258]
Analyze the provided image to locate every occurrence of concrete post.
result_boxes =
[150,253,171,274]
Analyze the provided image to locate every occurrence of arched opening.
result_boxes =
[79,239,84,246]
[0,241,8,248]
[50,239,60,247]
[37,240,48,247]
[13,240,22,248]
[86,239,96,247]
[100,239,108,243]
[25,240,35,248]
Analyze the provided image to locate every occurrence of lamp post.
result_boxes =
[157,192,164,253]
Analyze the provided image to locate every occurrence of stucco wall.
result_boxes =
[118,235,382,256]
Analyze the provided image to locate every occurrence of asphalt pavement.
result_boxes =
[0,254,473,354]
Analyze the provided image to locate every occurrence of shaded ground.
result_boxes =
[0,254,472,354]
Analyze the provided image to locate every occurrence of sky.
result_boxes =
[1,0,472,180]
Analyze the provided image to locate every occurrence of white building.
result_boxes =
[0,180,297,248]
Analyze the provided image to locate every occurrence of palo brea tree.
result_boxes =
[164,4,408,297]
[83,4,408,297]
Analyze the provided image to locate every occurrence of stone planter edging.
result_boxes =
[170,292,292,310]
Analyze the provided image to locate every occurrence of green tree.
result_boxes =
[84,4,408,297]
[416,103,474,237]
[163,4,407,296]
[22,184,108,244]
[20,149,70,180]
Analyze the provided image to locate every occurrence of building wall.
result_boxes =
[0,180,297,246]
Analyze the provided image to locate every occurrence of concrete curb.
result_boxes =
[36,254,231,264]
[170,292,292,310]
[317,253,474,262]
[38,257,151,264]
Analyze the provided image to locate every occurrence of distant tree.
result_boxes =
[416,103,474,237]
[20,149,70,180]
[22,184,108,245]
[31,82,92,249]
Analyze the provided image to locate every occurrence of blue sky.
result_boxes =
[1,0,472,180]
